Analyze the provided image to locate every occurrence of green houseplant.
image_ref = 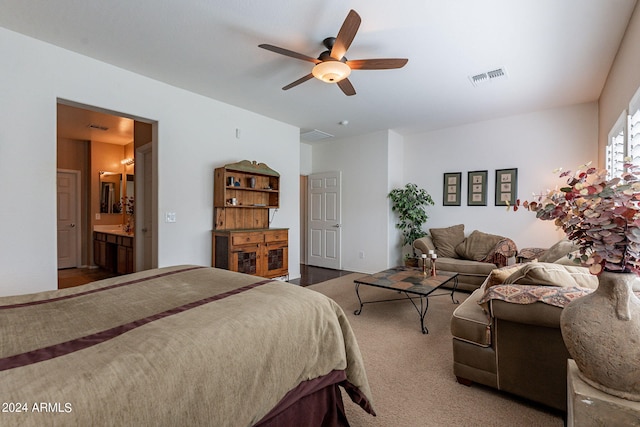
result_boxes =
[388,183,434,263]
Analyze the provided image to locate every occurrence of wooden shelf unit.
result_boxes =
[212,160,288,279]
[213,161,280,230]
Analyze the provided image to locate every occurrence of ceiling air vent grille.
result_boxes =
[88,123,109,131]
[300,129,334,142]
[469,67,508,87]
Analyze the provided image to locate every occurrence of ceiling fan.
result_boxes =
[259,9,408,96]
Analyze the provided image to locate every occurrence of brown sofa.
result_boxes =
[450,244,599,411]
[413,224,517,292]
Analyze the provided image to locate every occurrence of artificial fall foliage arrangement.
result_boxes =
[511,162,640,275]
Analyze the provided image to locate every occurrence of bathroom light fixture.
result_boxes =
[311,60,351,83]
[121,158,135,166]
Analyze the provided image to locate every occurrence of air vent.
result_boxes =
[88,123,109,131]
[469,67,508,87]
[300,129,334,142]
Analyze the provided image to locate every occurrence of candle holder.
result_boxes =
[430,255,437,276]
[421,254,428,275]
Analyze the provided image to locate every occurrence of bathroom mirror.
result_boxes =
[99,171,122,213]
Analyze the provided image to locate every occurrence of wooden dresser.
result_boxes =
[211,160,288,279]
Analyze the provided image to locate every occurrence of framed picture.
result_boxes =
[443,172,461,206]
[495,168,518,206]
[467,170,487,206]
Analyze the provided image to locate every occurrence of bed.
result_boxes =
[0,265,375,426]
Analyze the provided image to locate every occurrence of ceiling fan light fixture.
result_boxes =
[312,61,351,83]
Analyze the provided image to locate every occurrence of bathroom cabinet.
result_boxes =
[94,231,134,275]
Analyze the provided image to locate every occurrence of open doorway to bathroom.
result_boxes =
[56,100,157,288]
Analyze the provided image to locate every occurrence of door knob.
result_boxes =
[70,223,76,228]
[333,224,341,228]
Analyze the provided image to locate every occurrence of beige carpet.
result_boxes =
[308,273,564,427]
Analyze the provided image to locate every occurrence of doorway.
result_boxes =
[307,171,342,270]
[57,170,81,269]
[56,100,157,285]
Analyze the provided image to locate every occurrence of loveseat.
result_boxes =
[450,241,598,411]
[412,224,517,292]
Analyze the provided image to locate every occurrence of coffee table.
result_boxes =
[353,267,459,334]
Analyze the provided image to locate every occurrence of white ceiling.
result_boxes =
[1,0,637,142]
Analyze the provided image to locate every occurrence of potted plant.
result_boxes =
[513,162,640,401]
[388,183,434,266]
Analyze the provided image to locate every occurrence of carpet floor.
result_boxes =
[308,273,564,427]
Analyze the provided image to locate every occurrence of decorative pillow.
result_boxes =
[429,224,465,258]
[455,230,505,261]
[504,262,598,289]
[485,264,525,288]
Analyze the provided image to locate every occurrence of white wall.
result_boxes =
[0,27,300,296]
[312,131,391,273]
[300,143,312,175]
[403,102,598,249]
[387,130,405,266]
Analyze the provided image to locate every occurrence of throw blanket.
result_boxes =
[478,284,594,309]
[0,266,374,426]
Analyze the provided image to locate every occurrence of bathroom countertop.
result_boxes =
[93,225,134,237]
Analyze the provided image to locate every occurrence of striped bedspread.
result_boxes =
[0,266,374,426]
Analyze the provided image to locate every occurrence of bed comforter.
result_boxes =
[0,265,374,426]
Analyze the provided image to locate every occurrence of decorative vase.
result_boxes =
[560,270,640,401]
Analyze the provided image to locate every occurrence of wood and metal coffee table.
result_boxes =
[353,267,459,334]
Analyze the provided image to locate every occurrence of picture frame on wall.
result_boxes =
[467,170,488,206]
[443,172,462,206]
[495,168,518,206]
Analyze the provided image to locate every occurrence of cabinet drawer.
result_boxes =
[106,234,118,244]
[264,230,288,243]
[231,233,264,246]
[118,236,133,247]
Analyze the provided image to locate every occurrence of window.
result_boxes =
[605,85,640,178]
[628,86,640,170]
[607,111,626,179]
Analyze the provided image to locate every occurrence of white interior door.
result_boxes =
[308,171,341,269]
[57,170,80,269]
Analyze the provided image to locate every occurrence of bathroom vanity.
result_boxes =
[93,227,134,275]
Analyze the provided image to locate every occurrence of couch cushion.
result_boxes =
[455,230,505,261]
[451,289,492,347]
[429,224,465,258]
[504,262,598,289]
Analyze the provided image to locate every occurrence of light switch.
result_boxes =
[165,212,177,223]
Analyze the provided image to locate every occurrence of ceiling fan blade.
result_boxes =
[331,9,361,60]
[259,44,321,64]
[346,58,409,70]
[337,78,356,96]
[282,74,314,91]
